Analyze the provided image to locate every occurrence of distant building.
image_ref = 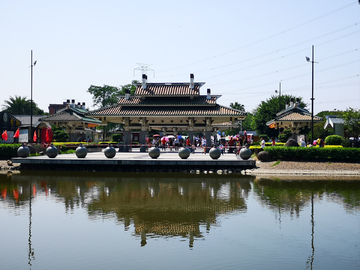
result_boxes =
[266,98,323,142]
[48,99,87,115]
[324,115,345,137]
[48,102,67,115]
[40,100,101,142]
[0,111,49,143]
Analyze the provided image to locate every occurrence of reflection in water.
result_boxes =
[306,192,315,270]
[253,179,360,215]
[3,172,252,248]
[28,181,35,268]
[253,179,360,269]
[1,172,360,269]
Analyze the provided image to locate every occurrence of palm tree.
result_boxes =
[230,102,245,113]
[2,95,44,114]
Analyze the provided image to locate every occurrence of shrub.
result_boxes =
[264,146,360,162]
[342,138,351,148]
[278,134,287,143]
[112,134,122,142]
[0,144,21,158]
[259,134,269,142]
[325,135,344,145]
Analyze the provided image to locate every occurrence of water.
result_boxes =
[1,171,360,270]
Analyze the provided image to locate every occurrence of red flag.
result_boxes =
[1,188,6,199]
[33,130,37,142]
[13,190,19,201]
[1,130,8,141]
[13,128,20,138]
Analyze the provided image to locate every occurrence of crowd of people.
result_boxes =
[150,133,331,155]
[150,134,252,155]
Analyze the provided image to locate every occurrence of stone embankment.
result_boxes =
[0,160,21,174]
[245,160,360,179]
[1,159,360,178]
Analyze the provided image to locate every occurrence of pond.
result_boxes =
[1,171,360,270]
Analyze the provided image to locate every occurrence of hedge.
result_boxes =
[264,146,360,162]
[0,144,21,158]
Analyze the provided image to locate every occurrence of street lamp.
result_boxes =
[29,50,37,143]
[275,82,282,110]
[306,45,318,141]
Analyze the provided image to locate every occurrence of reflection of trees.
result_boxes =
[87,176,251,247]
[4,172,253,247]
[253,179,360,216]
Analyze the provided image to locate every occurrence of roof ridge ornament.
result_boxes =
[190,74,194,89]
[142,74,147,89]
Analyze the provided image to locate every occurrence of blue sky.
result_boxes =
[1,0,359,115]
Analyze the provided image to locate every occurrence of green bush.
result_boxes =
[278,134,287,143]
[264,146,360,162]
[279,129,293,143]
[112,134,122,142]
[0,144,21,158]
[325,135,344,145]
[259,134,269,142]
[342,138,351,148]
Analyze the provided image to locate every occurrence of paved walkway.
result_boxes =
[11,148,255,172]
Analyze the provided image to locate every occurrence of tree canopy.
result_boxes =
[2,95,45,115]
[230,102,245,113]
[252,95,307,138]
[87,80,139,108]
[342,107,360,137]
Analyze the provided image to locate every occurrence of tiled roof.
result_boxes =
[329,117,344,124]
[266,107,323,126]
[40,110,102,124]
[135,83,202,97]
[277,112,322,122]
[117,96,218,106]
[13,115,47,128]
[88,104,245,117]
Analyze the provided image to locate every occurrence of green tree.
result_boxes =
[224,102,247,135]
[87,85,120,108]
[342,107,360,137]
[51,125,70,142]
[242,112,255,131]
[87,80,139,108]
[87,80,139,140]
[2,95,45,115]
[230,102,245,113]
[253,95,306,138]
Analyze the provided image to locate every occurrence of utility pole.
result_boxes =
[275,82,282,110]
[30,51,35,143]
[306,45,317,141]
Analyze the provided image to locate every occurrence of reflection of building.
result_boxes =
[88,178,248,247]
[6,172,251,247]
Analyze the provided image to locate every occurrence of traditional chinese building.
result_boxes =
[87,74,246,151]
[266,98,322,140]
[40,101,102,142]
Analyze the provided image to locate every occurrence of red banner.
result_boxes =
[33,130,37,142]
[13,128,20,138]
[1,130,8,141]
